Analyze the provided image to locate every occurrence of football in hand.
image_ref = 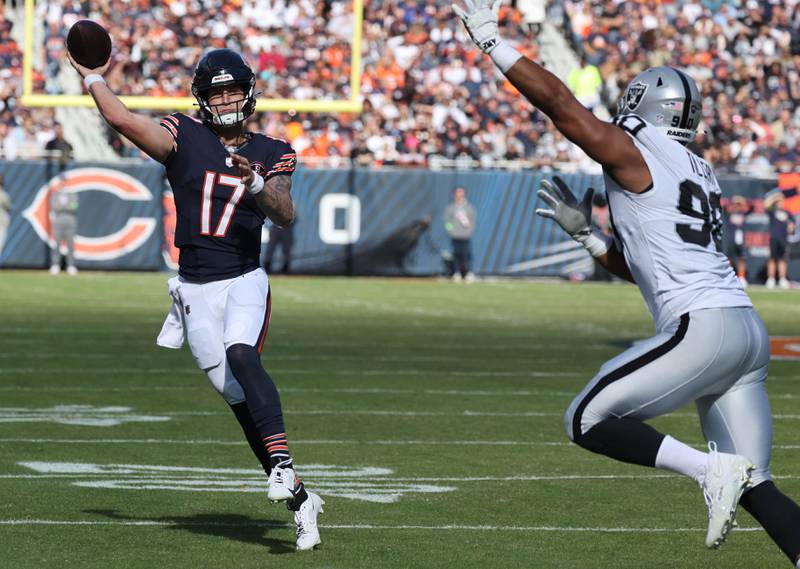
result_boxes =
[66,19,112,69]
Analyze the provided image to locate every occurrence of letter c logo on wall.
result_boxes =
[23,168,156,261]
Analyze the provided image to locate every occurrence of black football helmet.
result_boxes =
[191,49,257,127]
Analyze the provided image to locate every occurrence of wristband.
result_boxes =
[489,41,523,73]
[574,230,613,258]
[83,74,106,90]
[247,173,265,195]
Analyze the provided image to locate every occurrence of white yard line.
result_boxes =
[0,519,765,533]
[0,438,566,445]
[0,352,599,361]
[0,473,671,482]
[2,438,800,453]
[156,410,562,417]
[0,386,575,396]
[5,408,800,419]
[0,368,581,378]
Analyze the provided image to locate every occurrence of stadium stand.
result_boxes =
[1,0,799,175]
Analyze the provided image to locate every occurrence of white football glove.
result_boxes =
[536,176,611,257]
[452,0,503,54]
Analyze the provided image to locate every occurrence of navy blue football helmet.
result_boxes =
[191,49,257,126]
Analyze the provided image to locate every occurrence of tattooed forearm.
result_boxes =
[255,174,294,227]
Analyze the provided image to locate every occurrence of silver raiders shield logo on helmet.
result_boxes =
[625,82,649,111]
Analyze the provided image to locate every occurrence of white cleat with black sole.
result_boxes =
[701,441,755,549]
[267,460,296,503]
[294,491,324,551]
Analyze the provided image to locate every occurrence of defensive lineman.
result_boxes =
[454,0,800,563]
[67,48,323,550]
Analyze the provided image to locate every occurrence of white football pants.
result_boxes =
[172,268,271,404]
[565,307,773,486]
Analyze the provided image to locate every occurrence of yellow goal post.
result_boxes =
[21,0,363,113]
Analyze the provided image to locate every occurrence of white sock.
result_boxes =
[655,435,707,482]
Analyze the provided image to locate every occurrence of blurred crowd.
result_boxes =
[0,0,799,176]
[564,0,800,176]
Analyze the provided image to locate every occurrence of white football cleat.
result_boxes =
[294,491,324,551]
[49,264,60,275]
[267,460,296,502]
[67,265,78,276]
[701,441,755,549]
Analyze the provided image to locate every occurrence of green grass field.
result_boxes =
[1,272,798,568]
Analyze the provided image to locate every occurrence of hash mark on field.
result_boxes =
[0,519,766,534]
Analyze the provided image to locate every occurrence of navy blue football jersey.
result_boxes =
[159,113,296,283]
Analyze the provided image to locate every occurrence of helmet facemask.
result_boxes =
[195,80,256,127]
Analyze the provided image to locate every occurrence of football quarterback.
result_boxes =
[67,47,322,551]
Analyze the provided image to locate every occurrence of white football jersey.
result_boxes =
[604,115,752,332]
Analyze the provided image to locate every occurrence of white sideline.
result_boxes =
[0,519,765,533]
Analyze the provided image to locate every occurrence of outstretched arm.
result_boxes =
[453,0,652,193]
[536,177,634,283]
[67,52,174,162]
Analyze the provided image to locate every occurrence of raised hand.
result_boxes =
[66,50,111,79]
[452,0,503,53]
[535,176,595,239]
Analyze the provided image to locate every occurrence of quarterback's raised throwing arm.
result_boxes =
[66,51,293,228]
[66,51,174,162]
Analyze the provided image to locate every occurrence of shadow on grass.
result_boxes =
[84,509,295,554]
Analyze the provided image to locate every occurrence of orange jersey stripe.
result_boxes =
[160,122,178,139]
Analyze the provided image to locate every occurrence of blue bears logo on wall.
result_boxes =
[625,82,649,111]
